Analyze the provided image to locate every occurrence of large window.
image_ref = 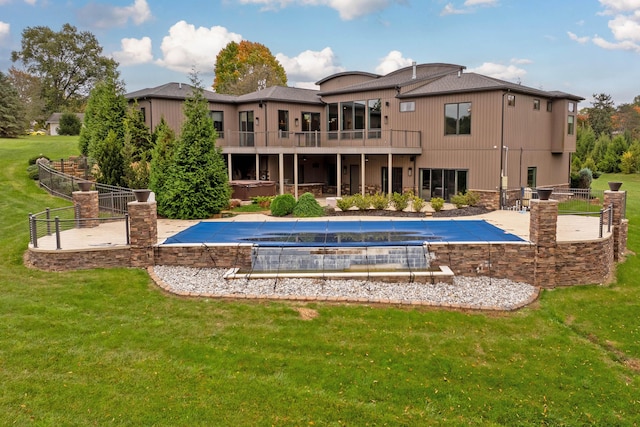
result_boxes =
[209,111,224,138]
[341,101,365,138]
[368,99,381,138]
[420,169,468,200]
[527,167,537,188]
[533,99,540,110]
[239,110,254,146]
[568,115,575,135]
[327,103,339,139]
[278,110,288,137]
[445,102,471,135]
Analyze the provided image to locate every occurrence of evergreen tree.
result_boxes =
[588,93,615,138]
[160,73,231,219]
[0,71,26,138]
[95,130,126,186]
[80,70,127,185]
[149,118,176,207]
[123,101,153,161]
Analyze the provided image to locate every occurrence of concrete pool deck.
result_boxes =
[31,209,608,251]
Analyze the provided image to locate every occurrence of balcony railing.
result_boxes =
[216,129,421,149]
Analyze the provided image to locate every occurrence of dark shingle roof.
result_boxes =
[125,82,237,103]
[318,63,465,95]
[400,72,584,101]
[125,82,322,105]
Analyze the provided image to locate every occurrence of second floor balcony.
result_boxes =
[216,129,422,154]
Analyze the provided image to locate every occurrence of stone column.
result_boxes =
[72,190,99,228]
[604,190,627,261]
[128,200,157,268]
[529,199,558,288]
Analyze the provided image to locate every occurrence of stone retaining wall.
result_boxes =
[25,247,131,271]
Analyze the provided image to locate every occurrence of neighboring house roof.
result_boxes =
[125,82,322,105]
[399,72,584,101]
[46,112,85,124]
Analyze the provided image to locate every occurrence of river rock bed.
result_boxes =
[152,265,538,310]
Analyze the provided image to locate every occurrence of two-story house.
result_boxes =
[125,62,583,209]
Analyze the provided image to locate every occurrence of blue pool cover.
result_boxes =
[163,220,524,247]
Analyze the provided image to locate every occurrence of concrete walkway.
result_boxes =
[31,209,608,251]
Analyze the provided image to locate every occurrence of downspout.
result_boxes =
[499,90,509,209]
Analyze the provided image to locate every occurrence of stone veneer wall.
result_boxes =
[25,247,131,271]
[154,245,253,270]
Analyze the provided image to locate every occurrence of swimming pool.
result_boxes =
[163,219,524,247]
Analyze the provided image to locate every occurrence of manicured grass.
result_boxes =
[1,136,639,425]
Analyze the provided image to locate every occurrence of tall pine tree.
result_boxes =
[0,71,26,137]
[159,73,230,219]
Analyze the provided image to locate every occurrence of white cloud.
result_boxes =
[588,1,640,52]
[441,0,496,15]
[568,31,590,44]
[156,21,242,74]
[276,47,344,85]
[510,57,532,65]
[440,3,469,15]
[113,37,153,66]
[238,0,404,20]
[0,21,9,43]
[464,0,497,6]
[593,35,640,52]
[599,0,640,14]
[375,50,413,74]
[467,62,527,81]
[78,0,152,29]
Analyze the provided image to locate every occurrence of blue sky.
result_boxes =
[1,0,639,107]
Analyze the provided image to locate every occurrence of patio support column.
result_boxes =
[278,152,284,195]
[227,153,233,181]
[604,190,628,261]
[128,199,157,268]
[73,189,99,228]
[361,153,366,196]
[294,153,299,199]
[387,153,393,195]
[255,154,260,180]
[336,154,342,197]
[529,198,558,288]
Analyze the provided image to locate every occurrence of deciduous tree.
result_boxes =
[7,66,44,126]
[11,24,117,115]
[213,41,287,95]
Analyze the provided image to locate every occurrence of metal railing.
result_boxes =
[37,160,136,215]
[216,129,422,149]
[29,206,129,250]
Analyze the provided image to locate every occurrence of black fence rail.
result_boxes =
[37,159,136,215]
[29,206,129,250]
[507,187,625,218]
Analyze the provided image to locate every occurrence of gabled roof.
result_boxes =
[400,72,584,101]
[46,112,85,124]
[236,85,322,105]
[125,82,322,105]
[125,82,237,103]
[318,63,465,95]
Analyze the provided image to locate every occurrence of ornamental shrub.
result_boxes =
[451,192,467,209]
[336,196,354,211]
[391,192,410,211]
[430,197,445,212]
[27,164,39,180]
[270,194,296,217]
[352,193,371,210]
[293,192,324,217]
[412,195,425,212]
[464,191,480,207]
[58,112,82,136]
[370,193,389,210]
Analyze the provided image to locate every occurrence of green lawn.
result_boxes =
[1,136,639,425]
